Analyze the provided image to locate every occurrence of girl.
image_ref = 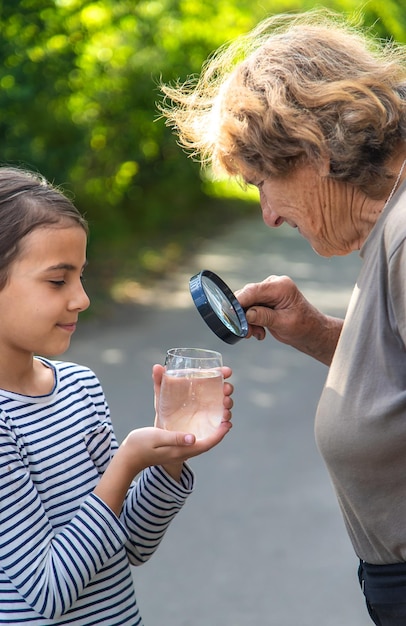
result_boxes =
[0,166,233,625]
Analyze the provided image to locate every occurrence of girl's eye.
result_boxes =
[49,280,66,286]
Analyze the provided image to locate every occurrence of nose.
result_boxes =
[259,190,284,228]
[68,281,90,313]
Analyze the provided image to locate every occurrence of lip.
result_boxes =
[57,323,77,333]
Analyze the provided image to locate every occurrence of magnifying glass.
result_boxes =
[189,270,248,344]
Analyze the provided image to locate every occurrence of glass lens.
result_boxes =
[201,276,243,335]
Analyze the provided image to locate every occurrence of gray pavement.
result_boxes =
[65,215,371,625]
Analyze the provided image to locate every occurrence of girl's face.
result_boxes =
[0,224,90,359]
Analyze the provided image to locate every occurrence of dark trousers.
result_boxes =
[358,560,406,625]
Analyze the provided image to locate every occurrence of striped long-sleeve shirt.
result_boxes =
[0,358,194,625]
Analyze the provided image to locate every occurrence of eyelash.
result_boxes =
[49,276,85,287]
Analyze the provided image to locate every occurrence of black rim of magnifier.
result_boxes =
[189,270,248,344]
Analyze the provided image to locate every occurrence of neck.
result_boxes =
[351,153,406,249]
[0,355,53,395]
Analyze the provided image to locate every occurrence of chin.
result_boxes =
[311,239,344,258]
[311,243,332,258]
[40,342,71,358]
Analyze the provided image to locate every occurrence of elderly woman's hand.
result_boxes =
[236,275,343,366]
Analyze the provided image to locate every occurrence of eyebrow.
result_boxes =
[44,261,88,272]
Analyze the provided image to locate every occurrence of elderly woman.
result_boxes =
[161,10,406,626]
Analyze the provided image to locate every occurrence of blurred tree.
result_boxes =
[0,0,263,279]
[0,0,405,296]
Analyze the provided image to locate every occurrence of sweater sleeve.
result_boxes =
[121,463,195,565]
[79,366,196,565]
[0,414,130,620]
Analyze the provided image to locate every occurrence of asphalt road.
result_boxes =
[65,215,371,626]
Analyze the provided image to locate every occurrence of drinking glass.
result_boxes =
[159,347,223,440]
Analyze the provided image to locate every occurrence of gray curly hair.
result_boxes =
[160,10,406,198]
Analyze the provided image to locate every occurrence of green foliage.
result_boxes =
[0,0,405,301]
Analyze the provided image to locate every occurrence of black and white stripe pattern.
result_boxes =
[0,359,194,624]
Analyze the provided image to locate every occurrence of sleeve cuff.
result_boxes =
[82,493,130,550]
[154,463,195,493]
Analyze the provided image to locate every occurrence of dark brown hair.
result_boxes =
[0,166,88,289]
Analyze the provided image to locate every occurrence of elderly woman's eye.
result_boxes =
[246,179,263,189]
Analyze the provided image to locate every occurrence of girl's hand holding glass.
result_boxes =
[113,360,232,484]
[154,348,233,440]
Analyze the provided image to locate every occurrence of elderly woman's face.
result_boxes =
[251,163,363,257]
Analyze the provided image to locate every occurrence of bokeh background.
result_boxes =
[1,0,405,311]
[2,2,406,624]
